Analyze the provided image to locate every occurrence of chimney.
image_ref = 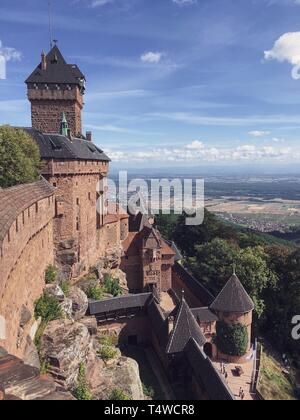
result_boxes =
[67,128,73,142]
[86,131,92,142]
[168,316,175,335]
[41,51,47,71]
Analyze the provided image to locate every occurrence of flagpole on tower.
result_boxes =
[48,0,54,50]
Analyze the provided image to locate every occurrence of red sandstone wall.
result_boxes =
[98,316,150,346]
[0,196,55,357]
[28,87,83,136]
[45,166,125,278]
[171,269,204,308]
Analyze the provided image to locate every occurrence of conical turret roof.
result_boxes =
[210,274,254,313]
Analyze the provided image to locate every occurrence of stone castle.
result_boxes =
[0,47,257,400]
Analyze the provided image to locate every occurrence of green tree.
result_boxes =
[173,210,238,256]
[189,239,278,318]
[0,126,41,188]
[189,238,238,294]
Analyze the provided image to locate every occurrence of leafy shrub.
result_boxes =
[143,383,155,399]
[40,360,51,375]
[34,292,63,323]
[99,345,118,361]
[74,363,93,401]
[34,320,48,351]
[60,280,70,297]
[109,388,131,401]
[104,274,123,297]
[45,265,57,284]
[216,321,249,357]
[86,284,104,300]
[99,334,115,347]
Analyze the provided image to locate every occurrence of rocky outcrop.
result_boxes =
[23,337,40,370]
[95,356,144,400]
[95,245,124,273]
[68,287,88,321]
[45,284,65,302]
[0,348,75,400]
[59,298,73,319]
[20,305,32,328]
[39,320,103,390]
[80,317,98,336]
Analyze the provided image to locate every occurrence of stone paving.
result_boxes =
[213,359,256,400]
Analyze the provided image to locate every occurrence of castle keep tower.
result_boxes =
[25,46,85,137]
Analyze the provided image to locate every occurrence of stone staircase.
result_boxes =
[0,348,75,401]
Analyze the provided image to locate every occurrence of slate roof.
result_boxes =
[0,179,55,248]
[22,128,110,162]
[88,293,152,315]
[210,274,254,314]
[166,297,206,354]
[185,339,235,401]
[174,262,214,307]
[191,307,218,323]
[128,212,153,232]
[147,298,169,348]
[169,241,183,262]
[25,46,85,85]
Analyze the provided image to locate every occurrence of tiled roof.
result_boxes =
[191,307,218,323]
[22,128,110,162]
[88,293,152,315]
[166,297,206,354]
[0,179,55,247]
[25,46,85,85]
[185,339,235,401]
[210,274,254,313]
[173,262,214,307]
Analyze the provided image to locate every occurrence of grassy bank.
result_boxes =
[257,350,296,400]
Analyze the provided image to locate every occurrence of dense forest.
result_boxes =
[156,210,300,361]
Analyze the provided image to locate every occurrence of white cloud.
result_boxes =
[172,0,197,5]
[186,140,204,150]
[271,137,286,143]
[248,130,271,138]
[141,51,163,64]
[89,0,114,7]
[106,141,298,163]
[0,40,21,61]
[264,32,300,79]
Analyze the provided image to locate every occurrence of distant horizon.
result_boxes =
[109,163,300,177]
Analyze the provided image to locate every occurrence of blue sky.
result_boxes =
[1,0,300,169]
